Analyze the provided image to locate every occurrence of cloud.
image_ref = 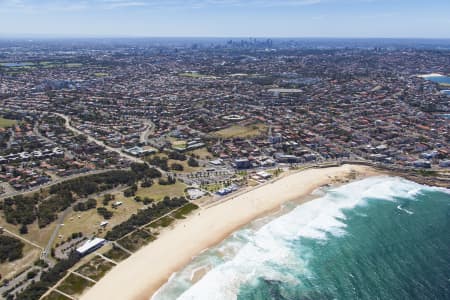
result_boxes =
[0,0,325,12]
[102,1,149,9]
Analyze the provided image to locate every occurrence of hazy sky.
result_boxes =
[0,0,449,38]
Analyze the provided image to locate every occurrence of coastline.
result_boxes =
[81,164,379,300]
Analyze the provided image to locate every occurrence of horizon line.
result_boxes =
[1,35,450,41]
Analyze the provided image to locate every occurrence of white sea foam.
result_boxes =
[417,73,444,78]
[153,176,433,300]
[397,205,414,215]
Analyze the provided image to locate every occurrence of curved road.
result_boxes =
[140,120,155,144]
[54,113,145,164]
[54,113,167,176]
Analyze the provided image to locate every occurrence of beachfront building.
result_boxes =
[76,238,106,256]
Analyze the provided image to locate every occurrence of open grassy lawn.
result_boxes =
[0,243,40,281]
[147,215,175,229]
[171,203,199,220]
[94,72,108,77]
[0,117,18,128]
[203,183,224,193]
[57,273,94,297]
[213,123,267,139]
[56,196,144,244]
[102,245,130,262]
[136,181,186,201]
[65,63,83,68]
[117,229,155,252]
[0,216,56,248]
[75,256,115,281]
[169,159,202,173]
[170,139,187,150]
[187,147,213,160]
[147,152,202,173]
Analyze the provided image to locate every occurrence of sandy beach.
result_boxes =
[81,164,378,300]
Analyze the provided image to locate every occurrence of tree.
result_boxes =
[170,163,184,171]
[188,157,199,167]
[141,178,153,188]
[0,235,24,263]
[19,224,28,235]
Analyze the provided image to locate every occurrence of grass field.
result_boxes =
[147,152,202,173]
[0,243,40,281]
[117,229,155,252]
[76,256,115,281]
[187,147,213,160]
[136,181,186,201]
[0,216,56,248]
[65,63,83,68]
[170,159,202,173]
[147,215,175,229]
[171,203,199,220]
[213,123,267,139]
[203,183,224,193]
[102,245,130,262]
[57,273,94,296]
[42,291,72,300]
[56,196,144,244]
[51,181,185,247]
[0,117,18,128]
[170,139,187,150]
[94,72,108,77]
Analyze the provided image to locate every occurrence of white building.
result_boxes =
[76,238,105,256]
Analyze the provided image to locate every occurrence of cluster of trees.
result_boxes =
[130,163,161,179]
[15,253,80,300]
[73,198,97,212]
[102,194,114,206]
[158,175,176,185]
[105,196,188,241]
[97,207,113,220]
[188,157,199,167]
[1,194,40,226]
[37,190,73,227]
[133,196,154,205]
[170,163,184,171]
[0,235,24,263]
[141,178,153,188]
[1,190,74,229]
[49,170,138,197]
[167,151,186,161]
[123,184,138,197]
[1,164,161,230]
[148,156,169,171]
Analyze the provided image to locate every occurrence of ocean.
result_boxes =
[424,75,450,85]
[152,176,450,300]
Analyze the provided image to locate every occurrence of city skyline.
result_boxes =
[1,0,450,38]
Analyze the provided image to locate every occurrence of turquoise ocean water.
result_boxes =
[152,176,450,300]
[426,75,450,85]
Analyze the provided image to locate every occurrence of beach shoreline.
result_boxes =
[81,164,379,300]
